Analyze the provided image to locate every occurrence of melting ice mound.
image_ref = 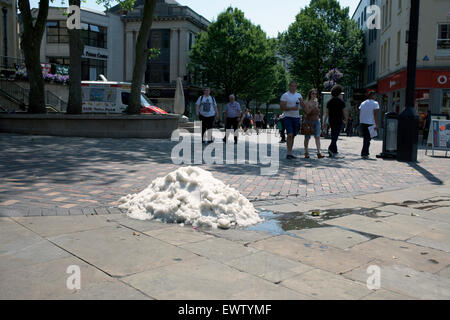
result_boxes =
[118,166,262,229]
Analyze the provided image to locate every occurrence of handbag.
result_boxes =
[301,120,315,135]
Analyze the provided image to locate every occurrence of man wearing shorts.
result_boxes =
[280,81,306,159]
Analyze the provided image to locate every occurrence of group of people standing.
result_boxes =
[195,82,380,160]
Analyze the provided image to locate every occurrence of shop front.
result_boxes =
[378,69,450,117]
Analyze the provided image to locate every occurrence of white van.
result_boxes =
[81,81,167,114]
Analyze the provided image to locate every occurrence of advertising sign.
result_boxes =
[429,119,450,157]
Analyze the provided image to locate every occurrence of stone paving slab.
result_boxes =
[144,226,214,246]
[224,251,314,283]
[407,230,450,253]
[180,238,259,263]
[122,257,309,300]
[249,235,374,274]
[325,214,433,241]
[0,218,46,255]
[289,226,372,250]
[0,256,141,300]
[280,269,370,300]
[200,228,274,245]
[343,262,450,300]
[349,238,450,273]
[0,238,71,272]
[11,215,113,238]
[48,226,198,277]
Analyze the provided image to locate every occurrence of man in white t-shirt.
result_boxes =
[280,81,306,159]
[359,91,380,159]
[196,87,219,143]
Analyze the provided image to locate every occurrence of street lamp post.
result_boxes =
[397,0,420,162]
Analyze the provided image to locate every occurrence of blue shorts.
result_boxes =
[283,117,300,136]
[305,120,322,139]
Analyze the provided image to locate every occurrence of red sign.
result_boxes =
[378,69,450,93]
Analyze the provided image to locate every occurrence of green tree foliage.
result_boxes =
[189,7,278,103]
[279,0,364,94]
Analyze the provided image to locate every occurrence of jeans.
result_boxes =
[328,123,342,154]
[360,123,372,156]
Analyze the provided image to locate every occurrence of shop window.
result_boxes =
[443,90,450,116]
[46,21,69,44]
[437,24,450,50]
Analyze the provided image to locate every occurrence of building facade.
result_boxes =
[33,6,124,82]
[0,0,20,61]
[354,0,450,121]
[109,0,210,112]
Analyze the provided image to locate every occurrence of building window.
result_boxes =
[388,0,392,24]
[437,24,450,50]
[146,29,170,84]
[81,58,107,80]
[396,31,401,63]
[398,0,402,11]
[387,38,391,69]
[46,21,69,43]
[81,23,107,49]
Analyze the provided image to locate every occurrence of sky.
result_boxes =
[29,0,359,38]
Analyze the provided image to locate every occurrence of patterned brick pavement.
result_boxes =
[0,131,449,216]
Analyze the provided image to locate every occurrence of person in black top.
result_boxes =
[323,85,347,157]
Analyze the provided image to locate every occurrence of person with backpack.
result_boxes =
[196,87,219,144]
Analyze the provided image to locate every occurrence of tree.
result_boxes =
[279,0,364,94]
[189,7,278,100]
[18,0,49,113]
[66,0,84,114]
[126,0,157,114]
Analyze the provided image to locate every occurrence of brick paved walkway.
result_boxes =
[0,131,449,216]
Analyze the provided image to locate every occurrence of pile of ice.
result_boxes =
[118,166,262,229]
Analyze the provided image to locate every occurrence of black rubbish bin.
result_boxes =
[376,112,399,159]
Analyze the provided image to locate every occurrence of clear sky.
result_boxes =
[29,0,359,38]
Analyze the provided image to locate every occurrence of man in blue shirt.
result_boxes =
[223,94,242,144]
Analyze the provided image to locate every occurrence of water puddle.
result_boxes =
[249,207,383,236]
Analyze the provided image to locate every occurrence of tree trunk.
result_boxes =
[127,0,157,114]
[66,0,84,114]
[18,0,49,114]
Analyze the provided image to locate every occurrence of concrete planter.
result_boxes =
[0,113,180,139]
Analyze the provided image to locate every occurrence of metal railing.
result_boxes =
[0,78,68,112]
[0,78,29,107]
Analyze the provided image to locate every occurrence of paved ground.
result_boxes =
[0,131,449,215]
[1,131,449,299]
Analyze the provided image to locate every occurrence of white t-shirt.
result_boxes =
[196,95,216,117]
[280,91,302,118]
[359,99,380,125]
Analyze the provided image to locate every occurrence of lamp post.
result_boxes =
[397,0,420,162]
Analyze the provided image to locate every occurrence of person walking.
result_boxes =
[196,88,219,144]
[359,91,379,159]
[303,89,325,159]
[280,81,306,159]
[276,113,287,143]
[254,111,264,135]
[323,85,347,157]
[241,108,252,135]
[223,94,242,144]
